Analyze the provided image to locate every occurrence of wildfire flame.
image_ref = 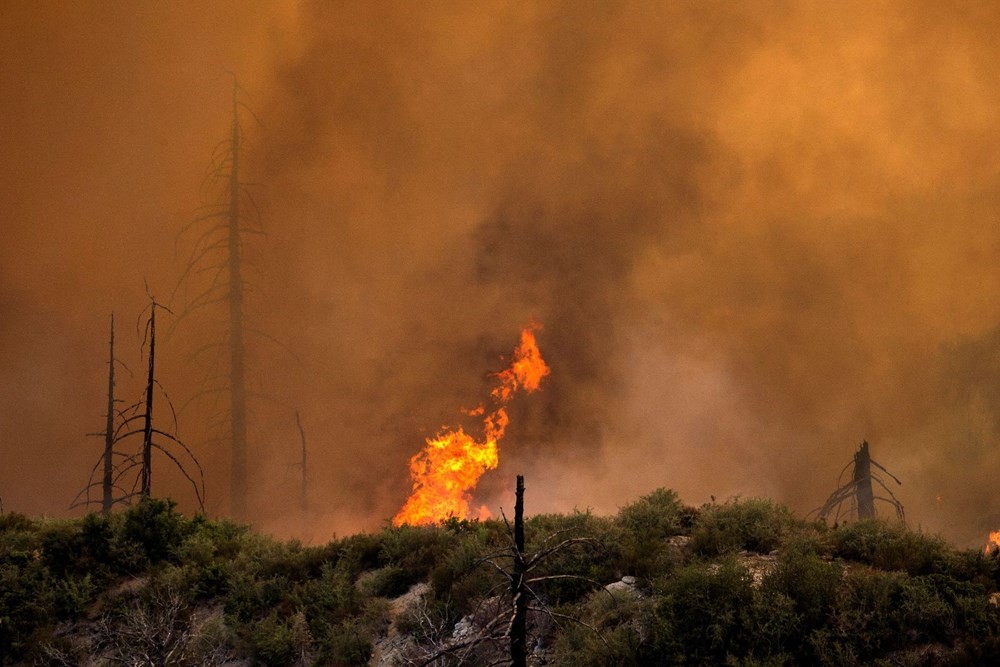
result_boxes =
[984,531,1000,555]
[392,325,551,526]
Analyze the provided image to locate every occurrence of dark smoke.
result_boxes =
[3,1,1000,545]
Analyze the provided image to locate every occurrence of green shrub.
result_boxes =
[336,533,384,575]
[357,565,410,598]
[377,524,460,590]
[828,568,911,659]
[122,498,191,565]
[553,589,659,665]
[691,498,797,557]
[254,540,335,583]
[299,561,360,633]
[243,610,309,666]
[4,496,1000,666]
[615,488,687,577]
[0,525,40,567]
[315,617,373,665]
[616,488,685,539]
[39,514,123,580]
[768,549,841,631]
[39,522,86,577]
[54,573,95,619]
[833,520,950,575]
[186,514,249,560]
[648,559,798,664]
[429,537,497,610]
[523,511,617,604]
[0,513,34,533]
[224,572,297,625]
[0,561,57,661]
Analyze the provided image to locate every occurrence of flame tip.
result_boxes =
[394,325,550,525]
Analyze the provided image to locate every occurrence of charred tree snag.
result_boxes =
[102,313,117,515]
[140,303,157,498]
[812,440,905,525]
[172,77,278,522]
[73,300,206,514]
[295,411,308,521]
[74,313,137,514]
[853,441,876,519]
[227,78,249,521]
[412,475,606,666]
[511,474,528,667]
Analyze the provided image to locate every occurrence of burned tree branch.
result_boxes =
[813,440,905,525]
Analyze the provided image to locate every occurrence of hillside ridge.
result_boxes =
[3,491,1000,665]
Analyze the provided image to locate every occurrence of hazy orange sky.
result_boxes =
[2,1,1000,545]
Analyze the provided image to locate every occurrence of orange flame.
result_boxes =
[393,326,551,526]
[984,531,1000,555]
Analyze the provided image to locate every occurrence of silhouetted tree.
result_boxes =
[73,300,205,513]
[813,440,905,524]
[172,77,271,521]
[410,475,605,666]
[74,313,133,514]
[102,313,118,514]
[295,410,308,521]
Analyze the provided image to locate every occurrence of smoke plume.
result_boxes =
[3,1,1000,545]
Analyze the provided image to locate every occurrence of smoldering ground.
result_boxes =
[3,1,1000,546]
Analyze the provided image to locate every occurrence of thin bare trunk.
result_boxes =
[228,79,248,520]
[102,313,116,515]
[853,440,875,519]
[140,305,156,498]
[511,474,527,667]
[296,411,307,520]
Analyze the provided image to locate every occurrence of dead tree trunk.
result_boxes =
[296,411,308,520]
[853,440,875,519]
[511,474,527,667]
[74,300,206,514]
[102,313,116,515]
[813,440,904,524]
[171,77,276,522]
[140,304,156,498]
[227,80,249,521]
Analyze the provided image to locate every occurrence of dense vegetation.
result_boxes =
[3,492,1000,665]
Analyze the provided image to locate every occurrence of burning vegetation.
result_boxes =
[393,326,550,526]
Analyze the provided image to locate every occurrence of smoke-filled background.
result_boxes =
[3,1,1000,545]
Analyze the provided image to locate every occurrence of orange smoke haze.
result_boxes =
[394,326,550,526]
[3,2,1000,545]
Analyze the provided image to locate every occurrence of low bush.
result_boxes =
[242,610,310,666]
[615,488,688,576]
[121,498,192,565]
[650,559,797,663]
[691,498,798,557]
[832,519,950,575]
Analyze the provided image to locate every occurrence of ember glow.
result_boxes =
[393,326,550,526]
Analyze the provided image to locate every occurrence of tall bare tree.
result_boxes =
[75,313,132,514]
[139,302,157,497]
[408,475,606,666]
[73,300,206,514]
[225,77,250,521]
[295,410,308,521]
[173,77,267,520]
[101,313,118,515]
